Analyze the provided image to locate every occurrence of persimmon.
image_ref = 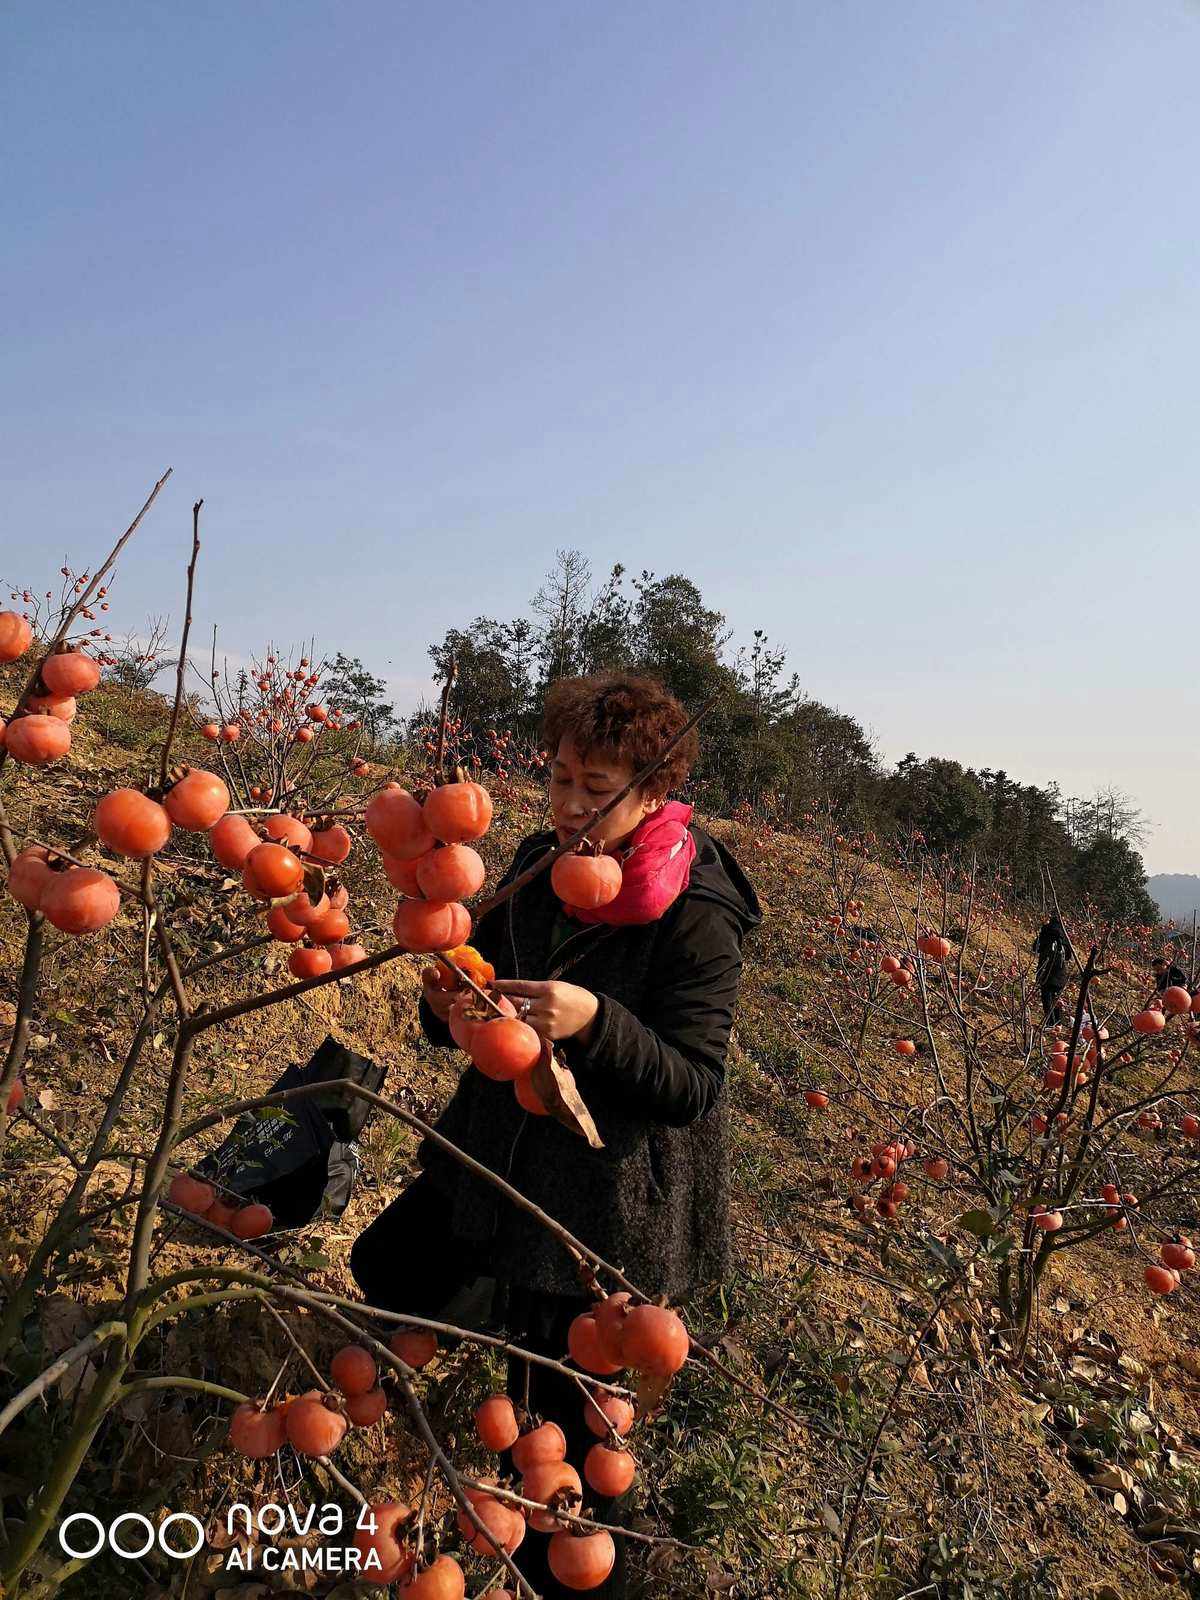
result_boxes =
[475,1394,520,1451]
[399,1554,465,1599]
[267,904,306,941]
[93,789,172,858]
[0,610,33,661]
[1163,985,1192,1015]
[352,1501,413,1586]
[450,991,509,1050]
[345,1387,388,1427]
[41,649,101,695]
[805,1089,829,1108]
[510,1420,567,1475]
[422,780,492,844]
[308,704,327,722]
[41,867,121,933]
[880,955,901,975]
[164,769,229,831]
[265,814,314,853]
[365,788,435,859]
[429,943,495,989]
[917,933,952,962]
[201,721,220,740]
[27,692,76,721]
[593,1291,633,1366]
[330,1345,377,1397]
[415,843,486,901]
[547,1529,616,1591]
[1031,1207,1063,1232]
[168,1174,215,1214]
[456,1492,525,1555]
[7,1078,25,1115]
[7,846,53,910]
[207,1197,238,1231]
[245,841,304,899]
[894,1040,916,1057]
[383,853,423,893]
[1043,1069,1065,1091]
[286,890,329,925]
[327,882,349,910]
[514,1068,550,1115]
[229,1402,286,1458]
[5,714,71,765]
[310,823,351,864]
[221,723,240,742]
[307,907,351,945]
[289,946,332,979]
[329,942,366,970]
[619,1305,689,1376]
[1181,1113,1200,1139]
[286,1393,347,1455]
[583,1391,635,1439]
[584,1442,636,1497]
[1145,1264,1178,1296]
[1161,1241,1195,1272]
[522,1460,583,1532]
[891,968,912,988]
[392,897,471,953]
[469,1017,541,1081]
[551,852,623,910]
[1133,1009,1166,1035]
[923,1157,949,1181]
[232,1203,273,1239]
[294,726,314,744]
[210,813,259,871]
[388,1329,438,1368]
[568,1312,623,1375]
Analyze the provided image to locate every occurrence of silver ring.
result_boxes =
[518,999,532,1020]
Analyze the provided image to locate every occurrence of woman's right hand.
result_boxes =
[421,968,458,1023]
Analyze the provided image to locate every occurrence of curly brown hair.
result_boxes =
[541,673,698,797]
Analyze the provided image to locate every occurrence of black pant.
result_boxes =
[1039,980,1065,1026]
[350,1174,629,1598]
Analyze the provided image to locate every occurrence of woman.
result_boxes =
[351,673,761,1596]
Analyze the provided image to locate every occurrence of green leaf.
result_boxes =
[295,1251,332,1270]
[956,1209,996,1239]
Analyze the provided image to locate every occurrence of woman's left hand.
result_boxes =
[490,979,599,1044]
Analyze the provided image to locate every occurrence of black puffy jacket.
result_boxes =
[416,823,761,1300]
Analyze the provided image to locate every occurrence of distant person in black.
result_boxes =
[1151,956,1188,992]
[1033,914,1069,1026]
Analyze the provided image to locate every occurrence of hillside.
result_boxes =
[1148,874,1200,928]
[3,676,1200,1599]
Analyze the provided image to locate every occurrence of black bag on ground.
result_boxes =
[197,1035,386,1229]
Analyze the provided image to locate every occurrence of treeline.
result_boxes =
[410,551,1157,925]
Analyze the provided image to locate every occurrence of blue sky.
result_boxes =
[3,1,1197,872]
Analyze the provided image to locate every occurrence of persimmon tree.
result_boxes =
[0,479,781,1599]
[773,818,1200,1364]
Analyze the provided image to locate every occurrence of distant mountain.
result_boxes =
[1148,874,1200,926]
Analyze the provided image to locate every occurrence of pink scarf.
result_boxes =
[568,801,697,926]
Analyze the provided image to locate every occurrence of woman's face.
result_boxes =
[549,736,662,850]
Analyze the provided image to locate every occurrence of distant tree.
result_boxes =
[532,550,593,688]
[321,653,397,746]
[428,619,534,735]
[1071,834,1159,925]
[884,755,992,853]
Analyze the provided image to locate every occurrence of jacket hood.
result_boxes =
[686,824,763,934]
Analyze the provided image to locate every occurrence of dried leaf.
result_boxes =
[530,1040,603,1148]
